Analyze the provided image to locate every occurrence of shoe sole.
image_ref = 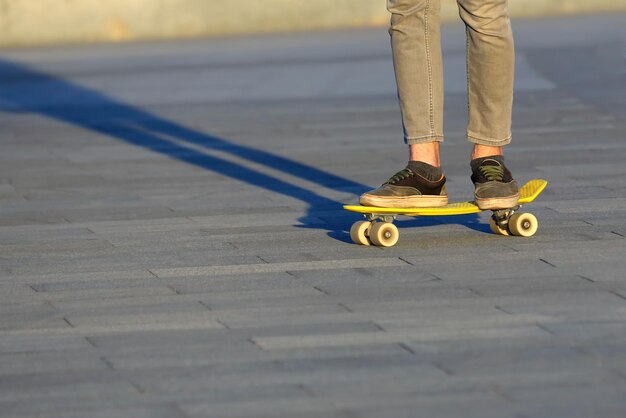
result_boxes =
[475,193,520,210]
[360,194,448,208]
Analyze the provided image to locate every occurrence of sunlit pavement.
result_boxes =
[0,14,625,418]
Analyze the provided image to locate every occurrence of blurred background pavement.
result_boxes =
[0,0,625,47]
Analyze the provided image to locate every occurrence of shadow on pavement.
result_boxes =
[0,59,484,242]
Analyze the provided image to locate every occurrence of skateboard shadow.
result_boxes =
[327,213,489,244]
[0,58,489,243]
[0,59,363,220]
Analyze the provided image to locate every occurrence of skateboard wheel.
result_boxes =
[489,217,510,236]
[350,221,372,245]
[369,222,399,247]
[508,212,538,237]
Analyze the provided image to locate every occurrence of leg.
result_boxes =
[409,142,440,166]
[388,0,444,158]
[471,144,502,160]
[458,0,518,209]
[359,0,447,208]
[457,0,514,148]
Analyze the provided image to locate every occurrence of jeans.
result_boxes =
[387,0,515,146]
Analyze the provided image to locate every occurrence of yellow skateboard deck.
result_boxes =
[344,179,547,217]
[344,179,547,246]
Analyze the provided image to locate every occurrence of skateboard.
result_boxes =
[344,179,547,247]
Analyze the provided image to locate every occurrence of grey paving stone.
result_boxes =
[0,371,138,403]
[187,211,327,228]
[309,281,475,303]
[145,254,269,270]
[492,294,626,329]
[214,306,358,329]
[179,397,338,418]
[0,301,69,332]
[251,322,547,350]
[342,395,519,418]
[43,286,178,305]
[150,257,407,277]
[95,325,392,371]
[245,321,386,340]
[1,404,187,418]
[139,377,310,404]
[255,343,411,364]
[84,328,245,350]
[503,382,626,418]
[4,203,177,224]
[128,355,446,400]
[1,239,115,259]
[60,298,208,318]
[429,345,602,379]
[8,269,155,284]
[6,256,147,276]
[197,287,330,310]
[167,272,300,294]
[306,371,479,404]
[0,350,108,377]
[0,284,37,304]
[461,275,597,296]
[373,311,553,335]
[0,225,96,245]
[65,310,224,333]
[30,278,165,292]
[51,295,228,320]
[539,321,626,343]
[418,258,562,281]
[0,333,92,354]
[101,344,261,371]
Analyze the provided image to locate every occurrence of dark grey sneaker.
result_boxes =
[471,155,519,210]
[360,165,448,208]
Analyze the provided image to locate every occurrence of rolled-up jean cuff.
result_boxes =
[405,134,444,145]
[467,131,511,147]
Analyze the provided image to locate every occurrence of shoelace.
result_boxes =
[385,168,414,185]
[479,165,504,182]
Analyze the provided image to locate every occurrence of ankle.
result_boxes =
[471,145,502,160]
[409,142,441,167]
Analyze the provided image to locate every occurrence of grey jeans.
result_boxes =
[387,0,515,146]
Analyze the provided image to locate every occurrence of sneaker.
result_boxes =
[471,155,519,210]
[359,163,448,208]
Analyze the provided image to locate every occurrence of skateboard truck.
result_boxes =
[491,205,521,229]
[364,213,396,223]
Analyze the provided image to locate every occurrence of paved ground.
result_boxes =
[0,13,625,418]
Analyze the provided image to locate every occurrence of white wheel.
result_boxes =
[369,222,399,247]
[508,212,538,237]
[489,217,510,236]
[350,221,371,245]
